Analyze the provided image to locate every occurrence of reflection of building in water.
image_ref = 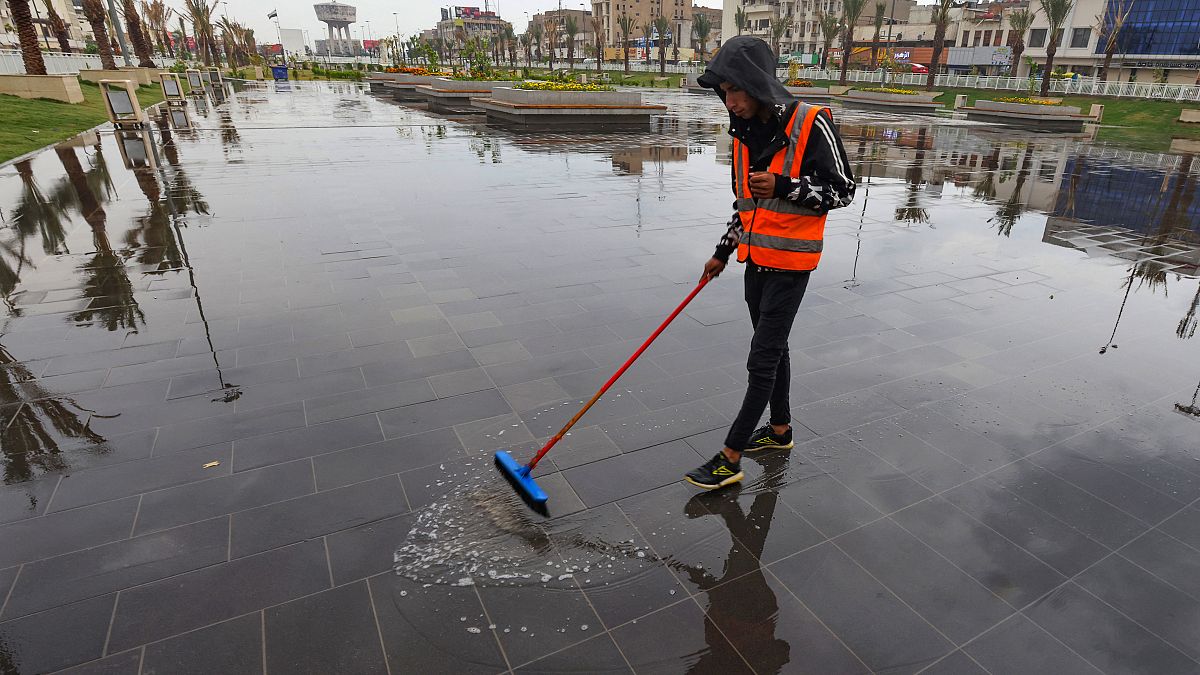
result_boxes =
[839,124,1070,213]
[611,145,688,175]
[1043,154,1200,277]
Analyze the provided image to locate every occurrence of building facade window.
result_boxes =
[983,29,992,46]
[1029,27,1047,48]
[1070,26,1090,48]
[1106,0,1200,56]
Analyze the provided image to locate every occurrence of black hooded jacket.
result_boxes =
[698,36,856,265]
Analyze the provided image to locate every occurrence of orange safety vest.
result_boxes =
[732,103,829,271]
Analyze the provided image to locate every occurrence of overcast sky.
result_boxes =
[231,0,719,47]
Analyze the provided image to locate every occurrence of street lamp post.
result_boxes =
[882,0,896,85]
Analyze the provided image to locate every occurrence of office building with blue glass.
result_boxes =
[1021,0,1200,83]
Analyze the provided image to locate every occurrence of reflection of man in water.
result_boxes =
[673,452,792,673]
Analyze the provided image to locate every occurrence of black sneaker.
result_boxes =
[684,452,744,490]
[744,425,793,452]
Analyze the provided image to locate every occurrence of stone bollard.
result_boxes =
[1090,103,1104,122]
[954,94,968,109]
[580,74,588,84]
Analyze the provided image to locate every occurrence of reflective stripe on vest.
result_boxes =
[734,104,830,272]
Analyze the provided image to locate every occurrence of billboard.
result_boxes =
[363,39,379,49]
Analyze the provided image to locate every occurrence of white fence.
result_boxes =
[788,67,1200,102]
[0,50,171,75]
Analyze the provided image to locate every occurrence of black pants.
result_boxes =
[724,266,811,452]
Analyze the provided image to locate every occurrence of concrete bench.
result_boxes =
[1180,109,1200,124]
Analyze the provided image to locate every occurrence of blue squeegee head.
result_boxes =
[493,450,549,505]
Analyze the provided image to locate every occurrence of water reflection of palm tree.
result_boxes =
[672,450,792,673]
[991,144,1034,237]
[56,144,146,332]
[0,345,106,484]
[218,109,241,156]
[12,159,70,256]
[972,144,1002,201]
[895,129,929,226]
[1177,378,1200,418]
[1179,282,1200,340]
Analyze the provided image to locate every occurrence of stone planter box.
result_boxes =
[475,86,666,128]
[785,85,832,102]
[0,73,84,103]
[418,78,517,114]
[963,99,1089,132]
[366,73,399,93]
[78,67,157,86]
[839,89,943,113]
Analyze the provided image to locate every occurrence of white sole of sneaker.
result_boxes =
[684,472,745,490]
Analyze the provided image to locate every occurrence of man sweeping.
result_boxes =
[685,36,855,490]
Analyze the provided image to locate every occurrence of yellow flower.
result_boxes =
[859,87,919,95]
[994,96,1058,105]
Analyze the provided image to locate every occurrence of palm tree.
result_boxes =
[531,22,544,64]
[734,5,748,36]
[80,0,117,68]
[183,0,219,66]
[591,15,604,74]
[506,25,518,67]
[521,31,533,66]
[41,0,72,53]
[1038,0,1076,96]
[1096,0,1134,81]
[143,0,173,57]
[839,0,868,85]
[545,20,558,70]
[641,21,653,66]
[618,13,634,74]
[925,0,954,90]
[869,2,885,69]
[693,12,712,64]
[120,0,155,66]
[770,16,789,61]
[565,16,578,70]
[817,10,839,69]
[8,0,47,74]
[653,15,671,76]
[1006,7,1035,77]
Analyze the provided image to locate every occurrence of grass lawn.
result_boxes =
[1,80,168,164]
[811,79,1200,152]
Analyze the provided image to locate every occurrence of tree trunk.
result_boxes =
[659,40,666,76]
[623,38,630,73]
[163,29,174,57]
[1101,45,1115,81]
[45,4,72,54]
[82,0,117,68]
[869,28,880,69]
[926,25,945,90]
[9,0,48,75]
[121,0,155,67]
[1040,35,1057,96]
[568,42,574,69]
[1011,42,1024,78]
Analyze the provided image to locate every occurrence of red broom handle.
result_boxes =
[525,276,711,471]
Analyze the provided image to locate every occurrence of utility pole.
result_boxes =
[106,0,133,66]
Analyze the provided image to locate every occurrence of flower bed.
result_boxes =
[993,96,1059,105]
[858,87,919,95]
[515,80,614,92]
[840,87,942,111]
[964,99,1088,132]
[784,79,813,87]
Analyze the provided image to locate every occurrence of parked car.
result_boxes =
[909,63,929,74]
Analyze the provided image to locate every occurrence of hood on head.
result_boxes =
[697,36,794,112]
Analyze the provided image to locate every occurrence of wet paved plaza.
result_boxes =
[1,81,1199,674]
